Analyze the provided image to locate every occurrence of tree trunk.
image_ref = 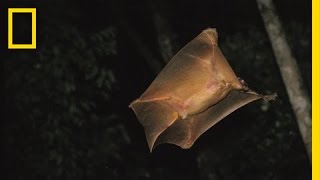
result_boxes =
[111,0,163,74]
[149,0,178,63]
[257,0,311,160]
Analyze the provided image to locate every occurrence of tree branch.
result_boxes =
[257,0,311,160]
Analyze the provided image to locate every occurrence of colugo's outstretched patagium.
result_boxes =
[129,28,276,152]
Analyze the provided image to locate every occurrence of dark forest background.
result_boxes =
[1,0,311,179]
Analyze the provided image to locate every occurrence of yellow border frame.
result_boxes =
[8,8,36,49]
[313,0,319,179]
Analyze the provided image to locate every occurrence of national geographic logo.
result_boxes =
[8,8,36,49]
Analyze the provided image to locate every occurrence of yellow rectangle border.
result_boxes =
[8,8,36,49]
[313,0,319,179]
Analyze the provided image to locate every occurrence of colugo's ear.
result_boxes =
[130,28,276,152]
